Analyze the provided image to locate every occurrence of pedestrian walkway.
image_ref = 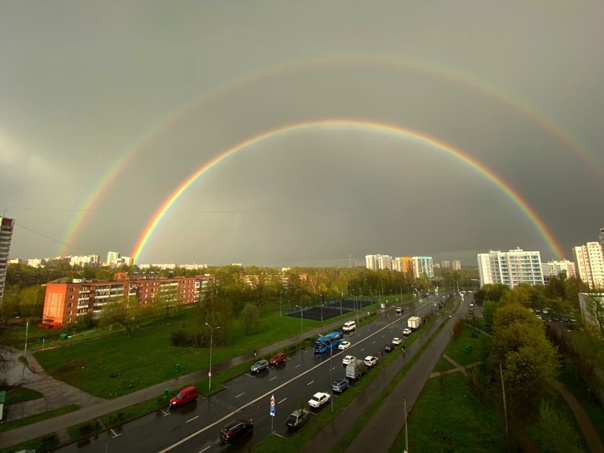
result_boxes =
[558,386,604,453]
[0,312,365,450]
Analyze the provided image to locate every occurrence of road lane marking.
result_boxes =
[186,416,199,424]
[110,429,121,438]
[161,410,170,416]
[235,392,245,398]
[199,446,211,453]
[270,376,277,381]
[295,363,301,368]
[307,380,314,386]
[278,397,287,404]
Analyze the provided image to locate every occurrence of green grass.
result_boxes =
[0,405,80,434]
[433,357,456,373]
[393,372,507,452]
[444,326,490,367]
[3,387,43,405]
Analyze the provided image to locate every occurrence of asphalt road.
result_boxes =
[50,297,443,453]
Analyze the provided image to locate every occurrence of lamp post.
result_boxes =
[205,322,221,393]
[325,339,335,413]
[279,291,282,317]
[320,292,323,322]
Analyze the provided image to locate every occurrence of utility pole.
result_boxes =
[500,363,508,435]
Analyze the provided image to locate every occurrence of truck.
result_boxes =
[408,316,422,331]
[345,359,367,381]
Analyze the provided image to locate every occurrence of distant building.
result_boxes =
[573,242,604,290]
[412,256,434,279]
[477,248,544,289]
[365,254,393,271]
[0,217,15,306]
[41,274,215,329]
[452,260,462,271]
[70,255,100,267]
[441,260,451,269]
[578,292,604,334]
[545,260,576,279]
[393,257,414,274]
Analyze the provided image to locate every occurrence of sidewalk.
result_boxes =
[0,312,362,450]
[302,302,460,453]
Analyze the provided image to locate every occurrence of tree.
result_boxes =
[241,303,261,335]
[98,296,145,337]
[19,285,45,318]
[151,285,182,320]
[533,401,582,453]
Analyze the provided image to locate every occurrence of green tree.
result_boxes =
[532,401,582,453]
[240,303,261,335]
[98,296,145,337]
[19,285,45,318]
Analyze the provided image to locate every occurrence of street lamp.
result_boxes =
[205,322,221,393]
[279,291,282,317]
[320,293,323,322]
[325,339,335,413]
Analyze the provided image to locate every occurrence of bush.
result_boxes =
[169,329,198,347]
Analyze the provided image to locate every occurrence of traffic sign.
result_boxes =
[270,394,275,416]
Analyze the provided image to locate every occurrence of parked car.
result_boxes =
[364,356,378,368]
[332,379,349,393]
[384,343,395,353]
[286,408,311,430]
[402,327,412,336]
[220,419,254,444]
[269,352,287,365]
[338,340,351,350]
[169,386,198,408]
[308,392,330,409]
[250,359,269,374]
[396,307,403,314]
[342,355,356,366]
[392,337,402,345]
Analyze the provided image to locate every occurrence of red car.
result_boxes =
[169,386,198,408]
[269,352,287,365]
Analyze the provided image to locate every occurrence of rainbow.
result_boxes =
[130,119,564,263]
[59,56,597,257]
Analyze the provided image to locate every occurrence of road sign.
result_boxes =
[270,394,275,416]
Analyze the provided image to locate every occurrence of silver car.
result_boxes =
[250,359,269,373]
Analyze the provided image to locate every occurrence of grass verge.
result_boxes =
[0,405,80,434]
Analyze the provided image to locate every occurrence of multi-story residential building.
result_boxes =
[545,260,576,279]
[477,248,544,289]
[0,217,15,305]
[106,251,121,266]
[441,260,451,269]
[452,260,462,271]
[41,274,215,329]
[70,255,101,267]
[393,257,414,274]
[573,242,604,290]
[365,254,393,271]
[412,256,434,279]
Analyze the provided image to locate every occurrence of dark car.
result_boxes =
[384,343,395,353]
[395,307,403,314]
[250,359,269,374]
[269,352,287,365]
[220,419,253,444]
[332,379,349,393]
[286,408,311,430]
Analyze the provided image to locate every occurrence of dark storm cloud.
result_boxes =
[0,0,602,265]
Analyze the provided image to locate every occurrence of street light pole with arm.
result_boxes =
[205,322,221,393]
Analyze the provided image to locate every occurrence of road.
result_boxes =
[53,296,442,452]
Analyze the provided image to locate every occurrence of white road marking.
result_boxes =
[235,392,245,398]
[199,446,211,452]
[270,376,277,381]
[161,410,170,416]
[110,429,121,438]
[186,416,199,424]
[295,364,301,368]
[307,380,314,386]
[278,397,287,404]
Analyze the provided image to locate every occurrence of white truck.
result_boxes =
[345,359,367,381]
[408,316,422,331]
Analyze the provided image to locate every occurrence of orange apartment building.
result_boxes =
[41,274,214,329]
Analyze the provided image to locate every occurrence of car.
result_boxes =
[384,343,395,353]
[402,327,412,336]
[250,359,269,374]
[220,419,254,443]
[395,307,403,314]
[338,340,351,350]
[308,392,331,409]
[269,352,287,365]
[332,379,349,393]
[342,355,356,366]
[364,356,378,368]
[343,321,356,332]
[286,408,311,430]
[392,337,402,345]
[169,386,198,408]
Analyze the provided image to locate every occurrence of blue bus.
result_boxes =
[313,330,343,354]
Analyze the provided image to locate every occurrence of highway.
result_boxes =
[56,296,442,452]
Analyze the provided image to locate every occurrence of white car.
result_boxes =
[364,356,378,367]
[338,340,351,350]
[342,355,356,366]
[402,328,412,336]
[308,392,330,409]
[392,337,402,345]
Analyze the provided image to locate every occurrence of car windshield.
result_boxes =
[286,415,296,424]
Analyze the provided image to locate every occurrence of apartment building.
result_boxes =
[477,248,544,289]
[41,274,214,328]
[545,260,576,279]
[573,242,604,290]
[0,217,15,305]
[412,256,434,279]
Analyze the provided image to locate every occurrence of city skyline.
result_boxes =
[1,2,603,267]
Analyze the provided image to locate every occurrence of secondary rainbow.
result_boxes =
[60,56,596,257]
[131,119,564,263]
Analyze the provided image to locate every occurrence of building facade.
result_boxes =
[451,260,462,271]
[41,274,214,329]
[412,256,434,279]
[573,242,604,290]
[477,248,544,289]
[365,254,393,271]
[0,217,15,305]
[545,260,576,279]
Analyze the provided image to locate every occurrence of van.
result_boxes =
[343,321,356,332]
[169,386,198,408]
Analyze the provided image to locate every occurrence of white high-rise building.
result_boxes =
[545,260,576,279]
[573,242,604,290]
[412,256,434,279]
[441,260,451,269]
[106,251,121,266]
[452,260,462,271]
[0,217,15,305]
[365,254,393,271]
[477,248,544,289]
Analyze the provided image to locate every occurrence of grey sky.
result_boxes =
[1,1,603,267]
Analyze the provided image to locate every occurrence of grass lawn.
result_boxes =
[3,387,43,405]
[444,325,490,367]
[394,372,507,452]
[0,405,80,434]
[433,357,456,373]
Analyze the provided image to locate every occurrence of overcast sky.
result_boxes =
[1,1,603,267]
